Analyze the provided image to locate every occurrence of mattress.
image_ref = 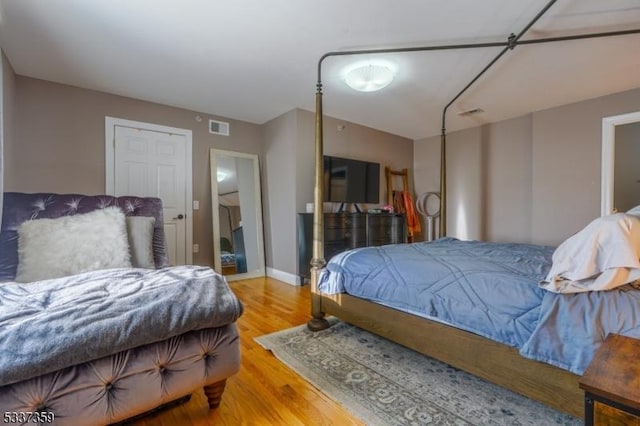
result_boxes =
[318,237,640,374]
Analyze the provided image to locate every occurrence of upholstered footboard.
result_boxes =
[0,324,240,426]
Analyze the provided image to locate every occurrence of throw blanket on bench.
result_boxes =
[0,265,243,387]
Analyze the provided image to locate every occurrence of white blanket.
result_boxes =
[541,213,640,293]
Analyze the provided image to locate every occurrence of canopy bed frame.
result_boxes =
[307,0,640,418]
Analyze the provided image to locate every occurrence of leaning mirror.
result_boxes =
[210,149,265,281]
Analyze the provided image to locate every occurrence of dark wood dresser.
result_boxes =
[297,212,405,281]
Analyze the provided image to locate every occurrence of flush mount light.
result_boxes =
[344,63,395,92]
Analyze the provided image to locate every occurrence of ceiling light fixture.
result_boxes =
[344,63,395,92]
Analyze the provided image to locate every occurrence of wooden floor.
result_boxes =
[131,277,363,426]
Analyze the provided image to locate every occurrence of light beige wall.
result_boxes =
[297,110,414,210]
[531,87,640,245]
[263,108,413,280]
[414,86,640,247]
[414,117,533,243]
[2,51,16,195]
[262,109,298,275]
[446,126,484,241]
[482,116,532,243]
[413,131,440,240]
[7,76,263,267]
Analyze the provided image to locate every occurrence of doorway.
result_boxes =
[105,117,193,265]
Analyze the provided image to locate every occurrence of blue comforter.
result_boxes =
[0,265,243,387]
[318,237,640,374]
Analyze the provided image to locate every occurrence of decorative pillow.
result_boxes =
[126,216,156,269]
[15,207,132,283]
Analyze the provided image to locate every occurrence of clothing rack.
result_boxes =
[385,167,409,206]
[385,166,420,242]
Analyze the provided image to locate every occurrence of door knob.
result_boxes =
[173,214,185,220]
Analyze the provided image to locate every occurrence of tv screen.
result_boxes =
[323,156,380,204]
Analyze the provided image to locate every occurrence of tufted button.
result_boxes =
[158,365,166,373]
[105,382,113,391]
[29,401,47,412]
[35,404,49,412]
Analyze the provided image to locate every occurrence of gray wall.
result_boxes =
[414,87,640,247]
[263,108,413,282]
[8,69,640,276]
[2,51,16,212]
[262,109,298,277]
[6,75,263,267]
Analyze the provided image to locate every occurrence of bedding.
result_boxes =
[222,252,236,266]
[541,213,640,293]
[0,192,242,423]
[317,237,640,374]
[0,265,243,387]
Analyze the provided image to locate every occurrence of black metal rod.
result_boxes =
[518,28,640,45]
[316,27,640,85]
[316,40,509,86]
[312,0,640,237]
[441,0,558,133]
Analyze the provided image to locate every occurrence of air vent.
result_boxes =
[457,107,484,117]
[209,119,230,136]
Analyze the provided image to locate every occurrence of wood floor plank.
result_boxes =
[130,277,363,425]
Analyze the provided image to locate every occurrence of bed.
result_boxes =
[220,237,238,275]
[305,3,640,419]
[0,192,243,425]
[313,237,640,418]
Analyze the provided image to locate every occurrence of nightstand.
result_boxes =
[579,334,640,425]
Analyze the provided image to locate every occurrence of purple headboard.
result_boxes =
[0,192,170,281]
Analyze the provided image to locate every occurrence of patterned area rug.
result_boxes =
[255,319,581,426]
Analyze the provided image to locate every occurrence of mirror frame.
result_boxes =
[210,148,265,281]
[601,110,640,216]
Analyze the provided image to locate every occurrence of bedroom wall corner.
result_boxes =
[531,86,640,246]
[9,75,264,268]
[482,115,533,243]
[0,49,3,226]
[413,114,534,244]
[262,109,299,278]
[1,50,16,227]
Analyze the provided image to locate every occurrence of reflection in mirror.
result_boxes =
[602,111,640,216]
[210,149,265,281]
[614,121,640,212]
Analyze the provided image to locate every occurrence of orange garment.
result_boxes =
[401,191,421,236]
[392,190,421,237]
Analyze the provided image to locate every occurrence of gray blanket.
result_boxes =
[0,266,243,387]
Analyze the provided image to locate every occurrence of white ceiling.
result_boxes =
[1,0,639,140]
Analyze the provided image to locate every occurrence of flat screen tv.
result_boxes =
[323,155,380,205]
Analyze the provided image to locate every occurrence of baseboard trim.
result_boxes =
[267,267,301,286]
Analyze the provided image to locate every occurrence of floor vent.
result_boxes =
[209,119,230,136]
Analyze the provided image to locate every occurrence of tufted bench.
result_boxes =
[0,192,242,425]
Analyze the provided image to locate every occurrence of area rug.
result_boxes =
[255,318,581,426]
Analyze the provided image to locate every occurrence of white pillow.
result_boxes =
[541,213,640,293]
[126,216,156,269]
[16,207,132,282]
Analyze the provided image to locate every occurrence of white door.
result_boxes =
[105,117,193,266]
